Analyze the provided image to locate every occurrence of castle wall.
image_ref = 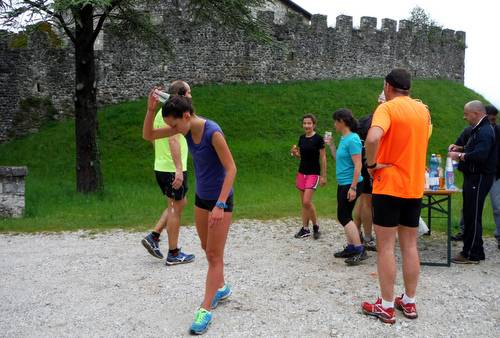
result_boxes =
[0,1,466,143]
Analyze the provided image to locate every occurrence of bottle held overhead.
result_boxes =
[153,89,170,103]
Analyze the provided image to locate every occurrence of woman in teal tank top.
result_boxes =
[325,108,367,266]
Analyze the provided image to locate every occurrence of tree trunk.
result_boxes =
[74,5,102,193]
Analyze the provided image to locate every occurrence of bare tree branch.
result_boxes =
[91,0,121,43]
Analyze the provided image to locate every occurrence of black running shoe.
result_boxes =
[313,224,320,239]
[364,239,377,251]
[334,246,357,258]
[166,250,195,266]
[294,227,311,238]
[345,249,368,266]
[141,233,164,259]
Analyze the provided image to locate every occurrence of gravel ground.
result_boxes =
[1,218,499,338]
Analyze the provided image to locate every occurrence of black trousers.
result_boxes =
[462,174,494,260]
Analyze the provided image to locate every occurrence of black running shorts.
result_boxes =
[195,194,234,212]
[155,171,188,201]
[337,182,362,226]
[372,194,422,227]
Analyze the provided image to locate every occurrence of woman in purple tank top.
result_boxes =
[143,87,236,335]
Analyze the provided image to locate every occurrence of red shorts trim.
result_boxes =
[296,173,320,190]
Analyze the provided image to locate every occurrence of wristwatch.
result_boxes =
[349,186,357,192]
[215,201,227,209]
[367,163,377,169]
[458,153,465,161]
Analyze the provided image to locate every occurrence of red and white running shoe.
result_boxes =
[395,294,418,319]
[361,298,396,324]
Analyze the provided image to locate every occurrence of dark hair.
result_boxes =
[302,113,317,125]
[168,80,189,96]
[385,68,411,94]
[486,104,499,116]
[333,108,358,132]
[162,95,193,118]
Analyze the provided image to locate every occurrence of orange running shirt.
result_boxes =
[371,96,430,199]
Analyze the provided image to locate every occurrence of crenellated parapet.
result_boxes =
[335,15,353,34]
[311,14,328,32]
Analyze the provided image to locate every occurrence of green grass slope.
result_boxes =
[0,79,492,233]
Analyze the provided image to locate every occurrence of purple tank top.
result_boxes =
[185,119,233,200]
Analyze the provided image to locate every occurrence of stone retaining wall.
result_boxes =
[0,166,28,218]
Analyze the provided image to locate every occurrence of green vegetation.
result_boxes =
[0,79,493,234]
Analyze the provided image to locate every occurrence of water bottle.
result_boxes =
[437,154,445,189]
[153,89,170,103]
[424,168,430,190]
[445,156,455,190]
[324,131,332,144]
[429,154,439,191]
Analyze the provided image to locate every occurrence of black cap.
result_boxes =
[385,68,411,91]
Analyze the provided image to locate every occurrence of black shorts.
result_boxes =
[361,165,373,194]
[155,171,188,201]
[372,194,422,227]
[195,194,234,213]
[337,182,362,226]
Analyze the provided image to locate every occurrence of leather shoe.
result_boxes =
[452,253,479,264]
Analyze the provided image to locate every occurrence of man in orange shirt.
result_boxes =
[361,68,430,324]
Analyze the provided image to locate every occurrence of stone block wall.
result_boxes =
[0,30,74,142]
[0,32,20,143]
[0,166,27,218]
[95,10,466,106]
[0,0,466,143]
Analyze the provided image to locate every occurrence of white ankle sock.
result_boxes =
[381,298,394,308]
[402,293,415,304]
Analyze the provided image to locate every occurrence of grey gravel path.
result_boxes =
[1,219,499,338]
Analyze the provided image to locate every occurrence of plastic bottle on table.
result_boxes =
[424,168,430,190]
[445,156,455,190]
[429,154,439,191]
[437,155,445,189]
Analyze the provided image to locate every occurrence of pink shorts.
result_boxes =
[296,173,320,191]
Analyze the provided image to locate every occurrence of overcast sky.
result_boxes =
[292,0,499,108]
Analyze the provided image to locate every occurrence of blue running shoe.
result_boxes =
[166,250,195,266]
[141,233,163,259]
[211,284,232,309]
[189,308,212,335]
